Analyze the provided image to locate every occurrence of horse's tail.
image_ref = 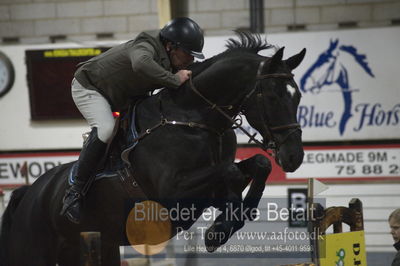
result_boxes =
[0,185,30,266]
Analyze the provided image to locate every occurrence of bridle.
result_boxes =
[252,72,301,153]
[187,63,301,155]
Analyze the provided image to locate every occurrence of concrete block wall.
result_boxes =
[0,0,399,43]
[0,0,160,43]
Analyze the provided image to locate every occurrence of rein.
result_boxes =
[188,76,269,152]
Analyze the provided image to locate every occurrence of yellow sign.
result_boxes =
[319,230,367,266]
[43,48,102,57]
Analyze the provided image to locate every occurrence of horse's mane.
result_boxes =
[189,31,273,75]
[225,30,273,53]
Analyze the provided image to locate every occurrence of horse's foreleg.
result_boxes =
[237,154,271,220]
[204,154,271,251]
[204,163,249,252]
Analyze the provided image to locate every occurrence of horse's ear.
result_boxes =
[285,48,306,70]
[266,47,285,73]
[271,47,284,65]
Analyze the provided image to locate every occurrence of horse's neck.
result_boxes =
[183,56,259,107]
[161,56,259,130]
[189,58,216,76]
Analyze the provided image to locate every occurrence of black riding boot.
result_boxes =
[60,128,107,224]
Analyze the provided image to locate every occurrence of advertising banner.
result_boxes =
[203,27,400,143]
[0,152,78,187]
[287,144,400,180]
[236,144,400,183]
[1,143,399,187]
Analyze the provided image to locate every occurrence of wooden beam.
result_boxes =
[80,232,101,266]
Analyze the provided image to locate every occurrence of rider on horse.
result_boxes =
[60,17,205,224]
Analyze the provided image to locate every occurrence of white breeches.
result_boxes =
[71,78,115,143]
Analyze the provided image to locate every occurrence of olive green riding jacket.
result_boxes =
[74,30,181,111]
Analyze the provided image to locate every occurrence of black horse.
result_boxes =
[0,32,306,266]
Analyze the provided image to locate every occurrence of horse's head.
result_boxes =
[242,47,306,172]
[179,32,306,172]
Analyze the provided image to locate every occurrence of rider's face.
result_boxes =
[167,44,194,70]
[390,217,400,243]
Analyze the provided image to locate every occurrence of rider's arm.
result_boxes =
[129,42,181,88]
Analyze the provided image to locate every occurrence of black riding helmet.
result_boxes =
[160,17,205,59]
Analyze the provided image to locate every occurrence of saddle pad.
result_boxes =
[68,162,119,185]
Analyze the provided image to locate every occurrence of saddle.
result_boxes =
[69,104,145,197]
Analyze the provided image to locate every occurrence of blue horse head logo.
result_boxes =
[300,39,375,135]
